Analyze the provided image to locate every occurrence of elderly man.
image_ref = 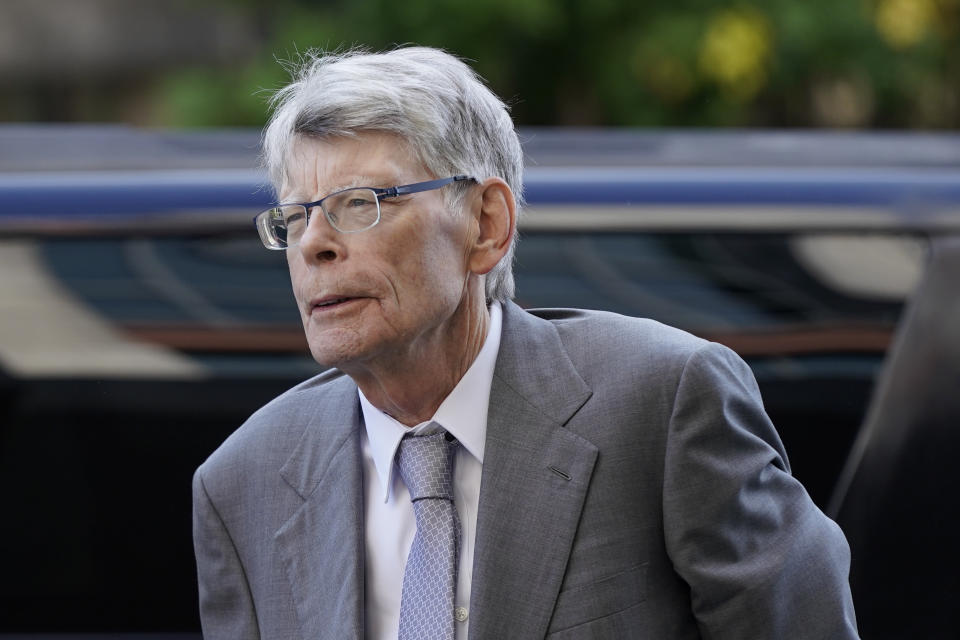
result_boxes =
[192,47,859,639]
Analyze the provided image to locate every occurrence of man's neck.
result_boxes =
[346,297,491,427]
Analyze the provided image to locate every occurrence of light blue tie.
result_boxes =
[396,429,460,640]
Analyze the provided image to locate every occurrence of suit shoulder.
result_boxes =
[528,307,711,366]
[522,307,755,401]
[196,368,354,483]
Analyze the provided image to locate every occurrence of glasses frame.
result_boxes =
[255,174,475,250]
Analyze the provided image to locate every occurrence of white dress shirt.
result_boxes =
[359,301,502,640]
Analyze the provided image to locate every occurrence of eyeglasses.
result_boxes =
[255,175,474,250]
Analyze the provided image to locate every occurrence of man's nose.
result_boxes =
[296,207,342,263]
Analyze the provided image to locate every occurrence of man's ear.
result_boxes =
[468,177,517,276]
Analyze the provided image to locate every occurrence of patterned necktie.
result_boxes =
[395,428,461,640]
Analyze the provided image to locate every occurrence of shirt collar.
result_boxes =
[359,301,502,503]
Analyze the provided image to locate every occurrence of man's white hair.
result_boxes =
[262,46,524,302]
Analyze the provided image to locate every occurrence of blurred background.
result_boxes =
[1,0,959,639]
[1,0,959,129]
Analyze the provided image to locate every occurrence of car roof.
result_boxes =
[2,124,959,234]
[3,123,960,171]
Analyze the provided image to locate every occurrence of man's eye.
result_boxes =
[346,197,375,208]
[284,211,305,225]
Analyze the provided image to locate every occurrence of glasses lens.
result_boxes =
[256,205,308,249]
[323,188,380,232]
[279,204,309,246]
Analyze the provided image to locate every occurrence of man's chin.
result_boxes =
[302,321,371,366]
[306,336,373,371]
[307,346,354,369]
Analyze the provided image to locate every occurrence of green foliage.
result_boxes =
[153,0,960,128]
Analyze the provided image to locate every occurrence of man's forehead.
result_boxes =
[280,133,420,198]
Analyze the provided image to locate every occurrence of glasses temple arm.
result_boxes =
[385,175,475,198]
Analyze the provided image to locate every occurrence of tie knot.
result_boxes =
[396,429,457,502]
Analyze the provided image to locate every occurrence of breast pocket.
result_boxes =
[546,563,648,636]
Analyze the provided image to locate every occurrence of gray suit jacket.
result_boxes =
[193,303,859,639]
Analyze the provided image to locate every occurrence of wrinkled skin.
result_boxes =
[282,132,515,425]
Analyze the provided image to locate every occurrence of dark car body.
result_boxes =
[1,125,959,638]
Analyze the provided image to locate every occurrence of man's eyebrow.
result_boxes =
[287,175,400,203]
[278,192,306,204]
[339,175,399,190]
[327,177,376,193]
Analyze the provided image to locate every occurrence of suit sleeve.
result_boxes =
[661,343,859,639]
[192,467,261,639]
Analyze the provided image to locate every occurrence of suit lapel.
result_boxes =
[469,303,597,639]
[274,375,365,640]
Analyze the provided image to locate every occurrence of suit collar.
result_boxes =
[278,374,360,499]
[275,374,365,640]
[469,302,597,639]
[492,302,593,426]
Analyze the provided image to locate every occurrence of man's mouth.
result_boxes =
[310,296,360,311]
